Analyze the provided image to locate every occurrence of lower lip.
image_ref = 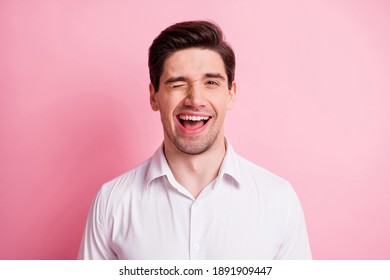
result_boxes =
[176,117,211,136]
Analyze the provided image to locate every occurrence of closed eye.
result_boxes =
[170,82,187,88]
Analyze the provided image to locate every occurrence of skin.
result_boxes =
[149,48,236,198]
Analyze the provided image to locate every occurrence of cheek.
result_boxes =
[158,104,175,125]
[163,97,185,114]
[210,97,231,114]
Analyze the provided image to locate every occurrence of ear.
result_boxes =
[149,83,159,111]
[226,81,237,110]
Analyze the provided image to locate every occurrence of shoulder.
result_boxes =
[237,155,290,188]
[235,154,306,227]
[99,157,152,199]
[233,154,300,203]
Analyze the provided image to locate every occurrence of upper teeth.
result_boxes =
[179,115,210,121]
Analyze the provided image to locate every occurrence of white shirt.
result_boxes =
[78,141,312,259]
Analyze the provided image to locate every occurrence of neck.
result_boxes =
[163,136,226,198]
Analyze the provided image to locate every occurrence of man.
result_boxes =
[78,20,312,259]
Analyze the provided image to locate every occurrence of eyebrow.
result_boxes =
[164,72,226,85]
[164,76,188,84]
[204,72,226,80]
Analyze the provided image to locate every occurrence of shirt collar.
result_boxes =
[216,138,244,187]
[145,138,244,188]
[145,143,170,187]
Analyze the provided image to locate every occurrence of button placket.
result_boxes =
[189,200,202,259]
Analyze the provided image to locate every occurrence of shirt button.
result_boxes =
[194,201,199,207]
[193,244,200,250]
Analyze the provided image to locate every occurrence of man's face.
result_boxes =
[150,48,236,155]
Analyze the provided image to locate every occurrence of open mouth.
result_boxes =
[177,114,211,130]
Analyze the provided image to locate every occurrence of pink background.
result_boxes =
[1,0,389,259]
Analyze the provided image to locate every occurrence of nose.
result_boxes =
[184,84,206,107]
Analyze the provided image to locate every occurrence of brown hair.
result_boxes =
[148,20,235,92]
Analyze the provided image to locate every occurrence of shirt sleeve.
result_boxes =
[77,187,117,260]
[275,185,312,260]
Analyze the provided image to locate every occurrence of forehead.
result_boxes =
[162,48,226,79]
